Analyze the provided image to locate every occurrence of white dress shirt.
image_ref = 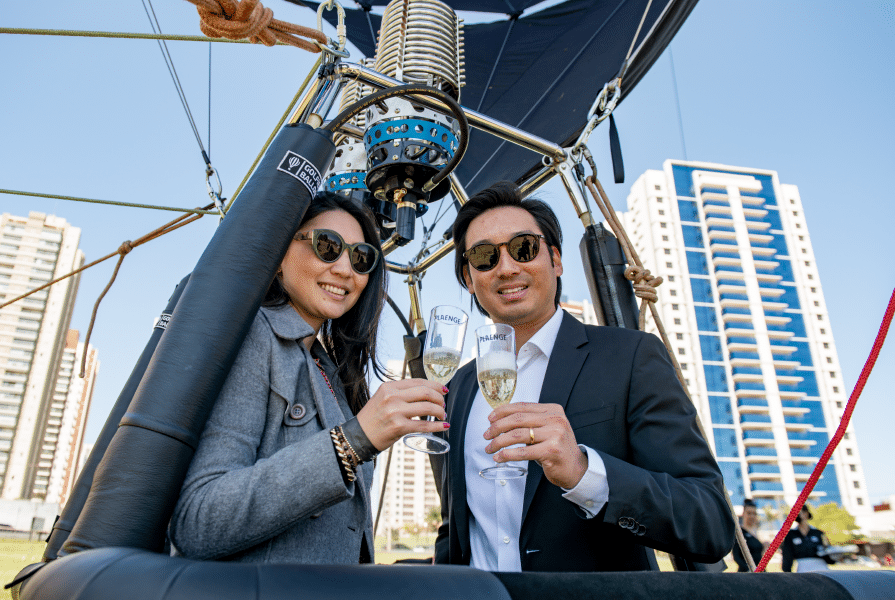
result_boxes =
[464,308,610,572]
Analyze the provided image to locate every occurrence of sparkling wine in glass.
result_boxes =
[476,323,526,479]
[403,305,468,454]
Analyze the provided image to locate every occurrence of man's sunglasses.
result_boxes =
[463,233,546,272]
[294,229,380,275]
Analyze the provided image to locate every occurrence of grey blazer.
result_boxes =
[169,304,374,564]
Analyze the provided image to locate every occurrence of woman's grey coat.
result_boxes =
[169,304,374,563]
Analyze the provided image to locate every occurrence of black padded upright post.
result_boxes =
[42,275,190,561]
[59,124,335,554]
[578,223,639,329]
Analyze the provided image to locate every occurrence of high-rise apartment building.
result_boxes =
[41,330,98,505]
[618,160,869,522]
[0,212,86,503]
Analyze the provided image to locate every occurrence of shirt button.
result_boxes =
[585,500,594,508]
[499,480,507,486]
[503,537,510,544]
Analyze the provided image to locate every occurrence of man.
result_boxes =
[732,499,764,571]
[431,182,733,572]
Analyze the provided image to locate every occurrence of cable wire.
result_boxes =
[140,0,210,168]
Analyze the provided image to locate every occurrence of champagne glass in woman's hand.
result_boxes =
[476,323,526,479]
[403,305,468,454]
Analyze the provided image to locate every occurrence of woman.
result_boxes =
[732,499,764,571]
[169,192,449,564]
[781,505,833,572]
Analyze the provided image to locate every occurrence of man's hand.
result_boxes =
[484,402,587,489]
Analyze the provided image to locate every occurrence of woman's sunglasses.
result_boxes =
[294,229,380,275]
[463,233,546,272]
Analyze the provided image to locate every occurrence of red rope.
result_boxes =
[755,287,895,572]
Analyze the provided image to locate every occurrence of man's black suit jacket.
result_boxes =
[431,311,734,572]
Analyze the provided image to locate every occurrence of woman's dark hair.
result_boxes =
[264,191,388,415]
[452,181,563,316]
[797,504,813,522]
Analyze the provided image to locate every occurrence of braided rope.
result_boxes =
[185,0,326,51]
[755,287,895,571]
[0,189,216,215]
[0,27,258,43]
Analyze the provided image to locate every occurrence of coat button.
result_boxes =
[290,404,306,419]
[618,517,631,528]
[636,524,646,536]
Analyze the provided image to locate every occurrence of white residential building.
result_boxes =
[617,160,870,526]
[0,212,86,506]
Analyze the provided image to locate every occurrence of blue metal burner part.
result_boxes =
[364,118,458,158]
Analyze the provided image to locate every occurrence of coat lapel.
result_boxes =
[521,311,590,525]
[449,362,479,561]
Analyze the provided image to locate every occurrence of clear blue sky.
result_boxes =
[2,1,893,504]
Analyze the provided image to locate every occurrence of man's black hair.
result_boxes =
[452,181,562,317]
[743,498,757,510]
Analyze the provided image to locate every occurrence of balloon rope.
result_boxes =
[756,287,895,571]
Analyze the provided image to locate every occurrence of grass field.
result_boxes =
[0,539,889,599]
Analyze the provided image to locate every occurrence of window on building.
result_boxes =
[820,328,826,334]
[668,275,675,282]
[796,223,801,228]
[807,274,813,279]
[853,481,860,489]
[666,262,673,268]
[655,185,662,190]
[833,386,839,393]
[684,379,690,386]
[670,289,677,296]
[677,348,685,355]
[857,498,864,505]
[805,261,811,266]
[664,248,671,255]
[660,222,667,228]
[810,287,816,293]
[846,448,853,455]
[844,433,849,440]
[672,304,679,310]
[658,210,665,215]
[662,235,669,241]
[826,357,832,363]
[680,363,687,370]
[814,301,820,307]
[802,248,807,253]
[849,464,856,472]
[836,401,843,408]
[674,318,681,325]
[817,315,823,321]
[823,342,829,348]
[676,333,684,340]
[830,371,836,378]
[790,199,796,204]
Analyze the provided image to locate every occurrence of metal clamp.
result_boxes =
[205,166,226,219]
[316,0,349,58]
[572,77,622,153]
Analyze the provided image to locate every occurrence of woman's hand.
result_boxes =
[356,379,448,451]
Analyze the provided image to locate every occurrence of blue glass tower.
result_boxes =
[621,161,869,518]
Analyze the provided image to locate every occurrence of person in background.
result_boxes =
[781,504,834,572]
[732,499,764,571]
[169,192,448,564]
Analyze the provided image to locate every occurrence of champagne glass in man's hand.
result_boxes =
[476,323,526,479]
[403,305,468,454]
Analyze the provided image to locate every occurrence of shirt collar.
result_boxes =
[519,306,563,362]
[260,304,315,341]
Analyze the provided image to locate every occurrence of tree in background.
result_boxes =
[425,507,441,534]
[813,502,863,545]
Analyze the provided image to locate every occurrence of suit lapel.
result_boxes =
[521,312,590,525]
[449,362,479,562]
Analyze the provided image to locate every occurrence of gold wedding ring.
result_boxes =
[529,427,535,446]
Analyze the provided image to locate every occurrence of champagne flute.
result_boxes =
[403,305,468,454]
[476,323,526,479]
